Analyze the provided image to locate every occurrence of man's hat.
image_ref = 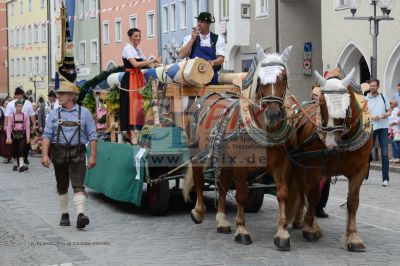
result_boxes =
[55,81,80,94]
[195,12,215,23]
[14,87,25,95]
[48,90,57,97]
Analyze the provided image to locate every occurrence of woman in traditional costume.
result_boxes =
[120,28,159,144]
[0,98,12,163]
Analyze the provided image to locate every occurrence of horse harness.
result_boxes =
[316,80,372,152]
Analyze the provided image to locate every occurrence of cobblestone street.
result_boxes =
[1,157,400,265]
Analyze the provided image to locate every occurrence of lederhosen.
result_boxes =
[51,106,86,194]
[12,113,26,158]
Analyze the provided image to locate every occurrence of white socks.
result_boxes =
[58,193,68,214]
[19,158,24,167]
[73,193,86,214]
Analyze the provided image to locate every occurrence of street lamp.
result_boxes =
[29,72,45,102]
[344,0,396,79]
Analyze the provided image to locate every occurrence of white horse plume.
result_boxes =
[255,44,292,85]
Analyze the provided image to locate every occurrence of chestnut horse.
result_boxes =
[288,67,372,251]
[183,44,298,250]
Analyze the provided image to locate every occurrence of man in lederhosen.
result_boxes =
[41,81,97,229]
[179,12,225,85]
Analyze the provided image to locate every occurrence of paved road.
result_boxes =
[1,157,400,265]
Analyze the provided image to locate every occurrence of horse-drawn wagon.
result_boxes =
[83,57,272,215]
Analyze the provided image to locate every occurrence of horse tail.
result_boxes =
[285,171,306,224]
[182,161,194,202]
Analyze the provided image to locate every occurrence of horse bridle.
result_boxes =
[319,81,350,135]
[257,62,288,110]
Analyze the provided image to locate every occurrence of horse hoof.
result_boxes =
[235,234,252,245]
[302,231,321,242]
[274,236,290,251]
[190,210,203,224]
[347,242,366,252]
[217,226,232,234]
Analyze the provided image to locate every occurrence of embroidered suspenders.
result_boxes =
[56,106,82,145]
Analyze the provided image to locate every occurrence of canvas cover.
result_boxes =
[85,142,148,206]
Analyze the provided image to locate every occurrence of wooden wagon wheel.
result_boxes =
[147,180,170,216]
[244,187,265,213]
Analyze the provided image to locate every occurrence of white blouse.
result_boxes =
[122,43,147,60]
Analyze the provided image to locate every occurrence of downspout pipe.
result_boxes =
[275,0,279,53]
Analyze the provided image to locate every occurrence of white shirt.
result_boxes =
[182,32,225,57]
[390,107,400,135]
[122,43,147,60]
[5,99,35,117]
[365,92,390,130]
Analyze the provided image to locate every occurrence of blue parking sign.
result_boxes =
[304,42,312,52]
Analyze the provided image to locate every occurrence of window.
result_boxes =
[22,58,26,76]
[256,0,268,17]
[91,40,98,64]
[129,15,137,29]
[29,0,32,11]
[42,56,47,74]
[193,0,199,26]
[28,57,33,75]
[11,3,14,16]
[115,19,122,42]
[90,0,97,18]
[34,57,40,74]
[16,58,20,76]
[41,0,45,8]
[79,41,86,65]
[147,11,155,38]
[34,25,39,43]
[180,0,187,29]
[220,0,229,20]
[103,22,109,44]
[78,0,85,20]
[27,26,32,44]
[162,6,169,33]
[9,30,14,47]
[42,24,47,42]
[20,1,23,14]
[170,3,176,31]
[10,59,14,76]
[21,28,25,45]
[15,29,20,47]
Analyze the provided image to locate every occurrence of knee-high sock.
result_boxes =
[58,193,68,214]
[73,193,86,214]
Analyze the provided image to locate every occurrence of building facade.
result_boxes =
[322,0,400,96]
[6,0,49,101]
[158,0,208,64]
[0,0,8,97]
[99,0,159,71]
[210,0,322,101]
[74,0,101,81]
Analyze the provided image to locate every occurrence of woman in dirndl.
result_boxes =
[0,98,12,163]
[120,28,159,145]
